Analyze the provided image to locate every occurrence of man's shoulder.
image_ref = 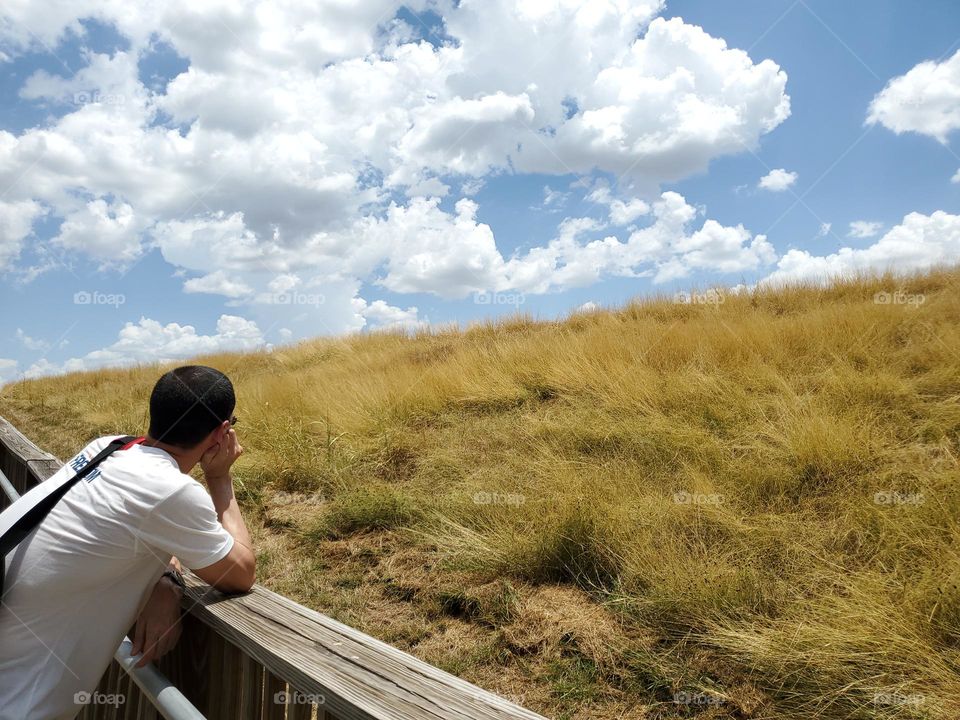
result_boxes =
[76,434,143,463]
[95,438,192,495]
[80,434,125,456]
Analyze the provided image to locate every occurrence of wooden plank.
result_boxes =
[0,415,59,464]
[240,656,264,720]
[181,577,547,720]
[0,415,62,502]
[163,610,213,712]
[121,669,136,720]
[288,699,311,720]
[219,637,241,720]
[207,630,224,719]
[263,673,287,720]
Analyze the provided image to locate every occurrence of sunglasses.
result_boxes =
[229,416,238,426]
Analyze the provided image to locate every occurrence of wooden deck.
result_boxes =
[0,416,548,720]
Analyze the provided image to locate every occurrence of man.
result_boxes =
[0,365,255,720]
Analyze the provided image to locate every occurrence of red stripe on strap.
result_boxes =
[121,437,146,451]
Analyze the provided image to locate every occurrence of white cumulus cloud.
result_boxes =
[763,210,960,285]
[848,220,883,239]
[758,168,798,192]
[23,314,267,378]
[868,49,960,143]
[354,299,425,331]
[183,271,254,298]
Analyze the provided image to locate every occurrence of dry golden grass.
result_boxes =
[3,267,960,719]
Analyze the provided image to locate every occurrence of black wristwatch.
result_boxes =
[162,568,186,590]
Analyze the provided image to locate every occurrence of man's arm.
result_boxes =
[192,427,256,593]
[132,558,183,667]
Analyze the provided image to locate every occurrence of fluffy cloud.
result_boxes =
[15,328,49,351]
[587,184,650,225]
[758,168,798,192]
[504,191,776,291]
[53,198,146,265]
[359,197,508,299]
[0,199,44,270]
[763,210,960,285]
[22,315,267,378]
[183,271,254,298]
[354,299,425,331]
[868,49,960,142]
[848,220,883,239]
[0,2,789,271]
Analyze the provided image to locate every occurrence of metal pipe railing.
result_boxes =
[0,468,206,720]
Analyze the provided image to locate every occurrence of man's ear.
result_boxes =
[203,421,231,453]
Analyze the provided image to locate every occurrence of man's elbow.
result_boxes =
[203,547,256,594]
[224,553,256,593]
[213,568,257,594]
[236,561,256,592]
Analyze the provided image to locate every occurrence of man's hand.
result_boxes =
[132,575,183,668]
[200,424,243,484]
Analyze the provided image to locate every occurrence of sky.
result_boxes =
[1,0,959,383]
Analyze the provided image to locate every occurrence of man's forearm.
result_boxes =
[207,475,253,552]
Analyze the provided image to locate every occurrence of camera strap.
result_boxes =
[1,435,143,597]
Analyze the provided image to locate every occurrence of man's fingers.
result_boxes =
[135,630,161,668]
[201,443,220,464]
[228,429,243,458]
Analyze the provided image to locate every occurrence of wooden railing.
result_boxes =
[0,416,548,720]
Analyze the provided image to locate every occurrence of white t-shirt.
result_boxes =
[0,436,235,720]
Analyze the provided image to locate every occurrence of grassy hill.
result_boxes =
[3,268,960,719]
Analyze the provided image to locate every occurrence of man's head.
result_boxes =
[148,366,235,449]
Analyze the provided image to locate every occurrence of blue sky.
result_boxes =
[1,0,959,382]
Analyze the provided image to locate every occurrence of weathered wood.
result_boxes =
[0,414,548,720]
[218,635,241,720]
[0,415,62,508]
[181,577,546,720]
[240,655,264,720]
[263,674,287,720]
[161,610,214,712]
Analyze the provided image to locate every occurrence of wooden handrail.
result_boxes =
[0,416,548,720]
